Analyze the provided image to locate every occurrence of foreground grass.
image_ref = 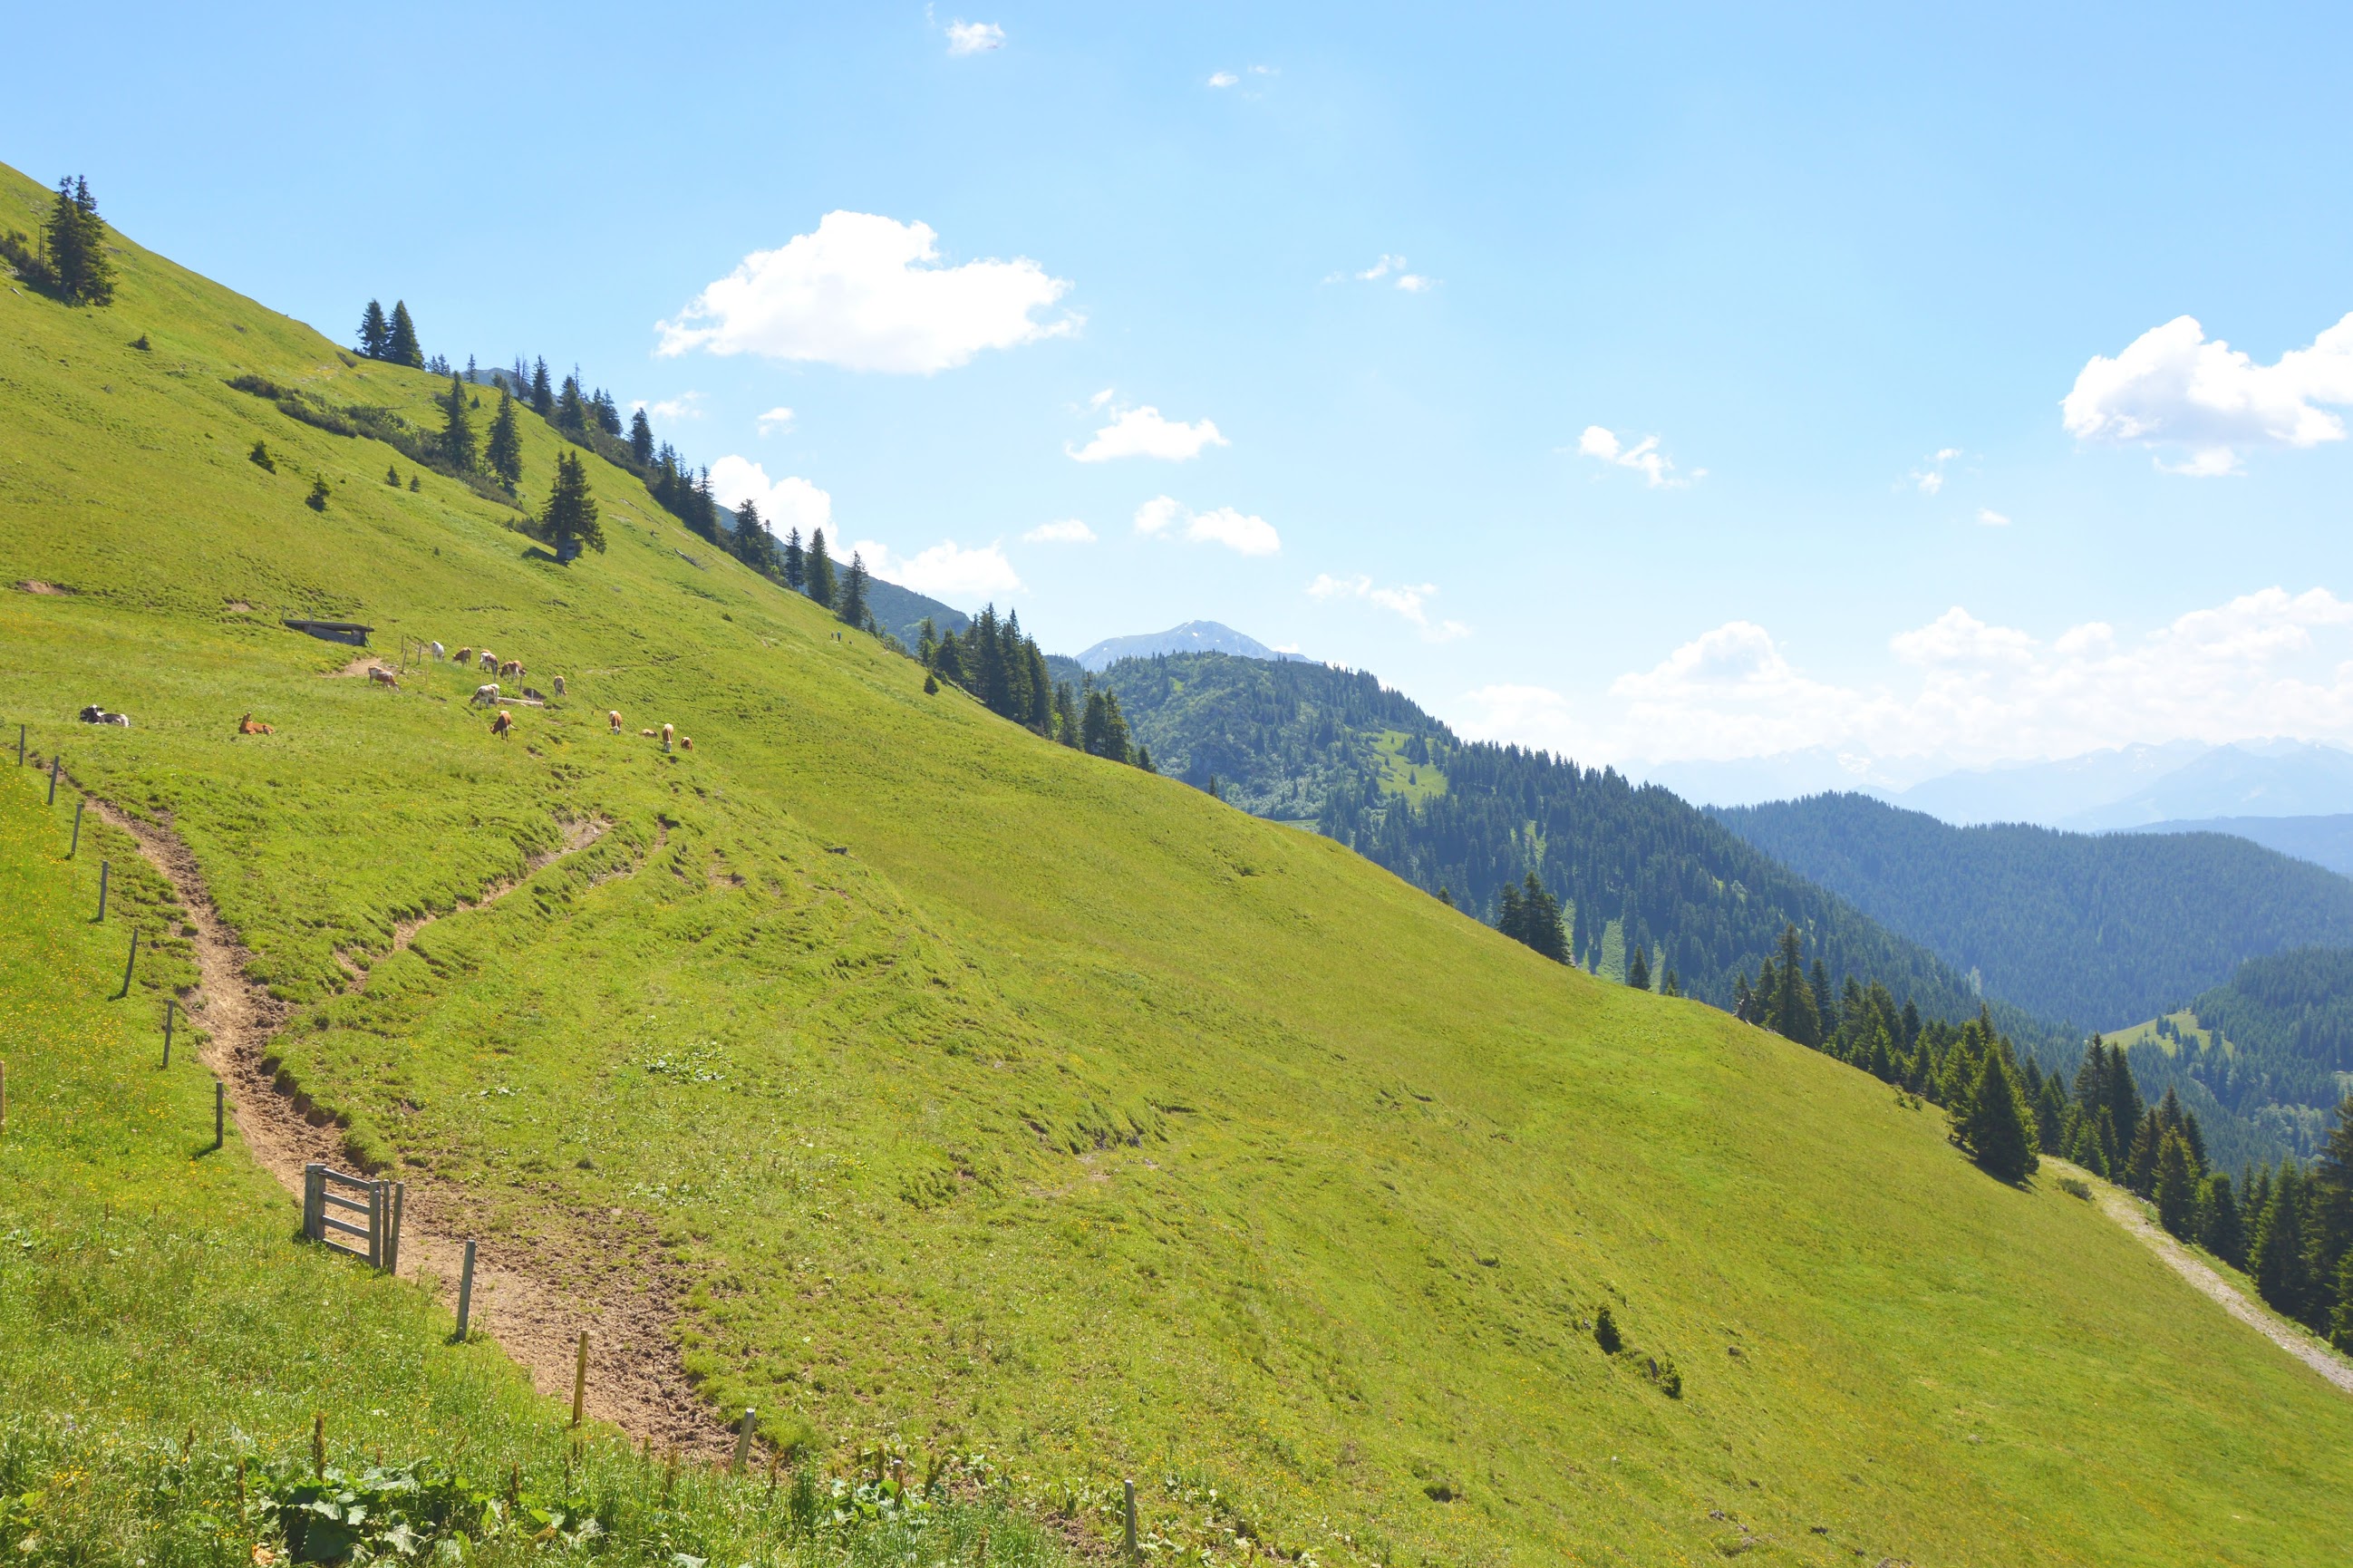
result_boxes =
[0,768,1067,1564]
[5,159,2353,1564]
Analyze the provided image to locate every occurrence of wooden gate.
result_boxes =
[303,1162,404,1272]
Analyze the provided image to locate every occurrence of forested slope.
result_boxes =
[1709,792,2353,1029]
[6,160,2353,1565]
[1093,653,2066,1055]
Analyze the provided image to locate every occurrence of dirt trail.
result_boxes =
[77,788,731,1456]
[2092,1180,2353,1397]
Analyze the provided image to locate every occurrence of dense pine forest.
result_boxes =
[1709,792,2353,1030]
[2123,946,2353,1165]
[1091,653,2068,1057]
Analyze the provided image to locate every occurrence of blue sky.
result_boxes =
[13,2,2353,771]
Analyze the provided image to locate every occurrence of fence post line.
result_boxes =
[367,1182,384,1270]
[1124,1477,1138,1561]
[454,1240,477,1341]
[571,1331,590,1427]
[118,927,139,999]
[97,859,108,922]
[69,799,82,858]
[214,1080,225,1150]
[47,755,59,804]
[303,1164,324,1241]
[15,724,22,766]
[732,1406,757,1473]
[162,998,173,1067]
[387,1181,405,1273]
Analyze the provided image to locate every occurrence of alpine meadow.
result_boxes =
[5,152,2353,1568]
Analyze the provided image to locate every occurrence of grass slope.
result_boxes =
[5,160,2353,1564]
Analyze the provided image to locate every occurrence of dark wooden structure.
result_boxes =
[283,618,373,646]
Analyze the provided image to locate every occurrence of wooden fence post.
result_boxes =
[69,799,82,858]
[366,1181,384,1269]
[386,1182,404,1273]
[15,724,22,766]
[215,1080,225,1150]
[96,859,108,921]
[1,1060,7,1132]
[732,1406,757,1473]
[303,1164,324,1241]
[162,998,173,1067]
[47,755,59,804]
[571,1331,590,1427]
[454,1239,476,1341]
[118,927,139,999]
[1124,1477,1138,1560]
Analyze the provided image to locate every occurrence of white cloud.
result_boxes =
[945,19,1003,53]
[655,211,1075,374]
[1133,495,1280,556]
[1578,424,1697,488]
[1908,446,1962,494]
[756,406,795,435]
[635,392,703,421]
[1208,71,1238,87]
[1023,518,1097,544]
[1068,402,1228,462]
[708,455,832,537]
[2062,312,2353,476]
[852,538,1022,603]
[1504,587,2353,767]
[1306,572,1468,641]
[1976,508,2011,528]
[1343,254,1436,292]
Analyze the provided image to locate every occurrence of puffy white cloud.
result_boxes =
[2062,312,2353,475]
[1578,424,1697,488]
[755,406,794,435]
[655,211,1075,374]
[1306,573,1468,641]
[1023,518,1097,544]
[1134,495,1279,556]
[945,19,1003,53]
[1068,402,1228,462]
[1208,71,1238,87]
[708,455,833,536]
[1343,254,1437,292]
[1976,508,2011,528]
[852,538,1022,603]
[1534,587,2353,767]
[1908,446,1961,494]
[635,392,703,421]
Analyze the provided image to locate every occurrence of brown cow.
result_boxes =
[607,711,623,733]
[453,646,474,665]
[680,736,693,751]
[490,709,514,736]
[237,712,274,735]
[553,675,566,697]
[499,660,521,679]
[368,667,400,690]
[661,721,673,753]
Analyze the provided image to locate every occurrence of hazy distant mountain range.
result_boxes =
[1076,620,1308,672]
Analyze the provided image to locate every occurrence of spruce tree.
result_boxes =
[781,528,806,591]
[2251,1164,2315,1327]
[305,475,330,511]
[537,449,605,560]
[439,374,477,470]
[804,528,838,606]
[2195,1172,2245,1268]
[1956,1048,2037,1182]
[2125,1108,2163,1197]
[386,301,423,367]
[556,373,588,434]
[2331,1250,2353,1354]
[1081,690,1134,761]
[628,407,655,466]
[1628,945,1651,991]
[839,551,871,629]
[485,389,524,490]
[2309,1091,2353,1300]
[2154,1132,2197,1237]
[43,177,115,305]
[592,387,623,435]
[529,357,554,416]
[358,299,390,359]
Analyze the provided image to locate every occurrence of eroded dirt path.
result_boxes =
[2093,1181,2353,1397]
[80,789,731,1455]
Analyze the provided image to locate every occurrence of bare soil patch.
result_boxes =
[15,580,74,595]
[73,788,722,1454]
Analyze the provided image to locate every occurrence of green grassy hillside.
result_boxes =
[5,160,2353,1564]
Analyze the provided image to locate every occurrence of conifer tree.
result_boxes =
[485,389,523,490]
[2309,1091,2353,1299]
[305,475,330,511]
[537,449,605,560]
[781,527,806,591]
[2125,1108,2164,1197]
[1081,689,1134,762]
[439,374,477,470]
[2154,1132,2198,1237]
[1661,965,1681,998]
[1628,945,1651,991]
[386,301,423,367]
[1955,1048,2038,1182]
[43,177,115,305]
[628,407,655,467]
[2251,1164,2315,1327]
[2195,1172,2245,1268]
[804,528,838,608]
[556,373,588,434]
[357,299,391,359]
[1053,680,1081,746]
[529,357,554,416]
[591,388,623,436]
[839,551,871,629]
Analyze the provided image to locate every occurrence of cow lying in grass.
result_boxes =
[77,704,130,727]
[237,713,274,735]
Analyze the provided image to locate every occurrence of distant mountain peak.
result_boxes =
[1075,620,1308,672]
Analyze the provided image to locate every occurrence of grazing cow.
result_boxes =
[453,647,473,665]
[479,651,498,673]
[661,721,674,753]
[490,709,514,736]
[607,711,623,733]
[470,682,500,707]
[368,666,400,690]
[429,641,446,660]
[77,704,131,727]
[498,660,519,679]
[237,713,274,735]
[680,736,693,751]
[552,675,566,697]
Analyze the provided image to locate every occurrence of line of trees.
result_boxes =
[356,300,422,366]
[915,610,1150,768]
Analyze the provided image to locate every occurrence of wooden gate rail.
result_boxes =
[303,1162,404,1272]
